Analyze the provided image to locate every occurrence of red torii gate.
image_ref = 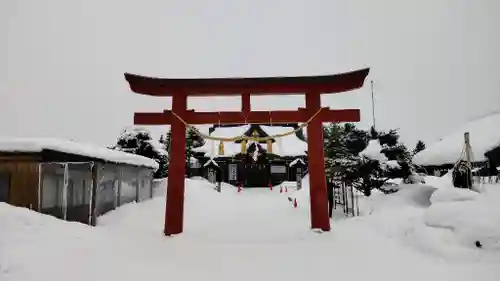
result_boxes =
[124,68,370,236]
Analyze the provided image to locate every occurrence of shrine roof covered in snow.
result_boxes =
[193,125,307,158]
[0,137,159,169]
[124,68,370,96]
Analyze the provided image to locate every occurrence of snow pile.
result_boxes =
[359,140,403,172]
[0,203,110,280]
[99,178,231,231]
[346,184,500,264]
[101,177,305,242]
[287,174,310,207]
[364,171,500,254]
[359,184,436,215]
[413,112,500,166]
[151,177,239,200]
[0,137,159,169]
[360,140,387,162]
[423,184,500,251]
[422,173,452,187]
[423,171,480,203]
[429,185,480,204]
[2,176,500,280]
[281,174,500,264]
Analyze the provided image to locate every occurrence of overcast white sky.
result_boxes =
[2,0,499,148]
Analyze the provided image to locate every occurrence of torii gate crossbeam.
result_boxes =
[124,68,370,236]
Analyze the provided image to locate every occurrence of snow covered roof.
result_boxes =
[0,137,159,169]
[203,159,219,168]
[413,113,500,166]
[289,158,305,167]
[193,125,307,158]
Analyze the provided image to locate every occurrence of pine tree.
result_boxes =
[156,129,172,178]
[185,127,205,174]
[113,128,168,178]
[323,122,372,192]
[347,127,417,195]
[378,129,399,146]
[323,123,357,180]
[324,124,424,197]
[155,155,169,178]
[344,127,369,155]
[115,128,158,158]
[379,130,416,186]
[324,123,349,159]
[156,130,171,178]
[161,129,172,155]
[413,140,426,155]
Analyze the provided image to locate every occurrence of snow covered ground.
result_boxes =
[1,175,500,281]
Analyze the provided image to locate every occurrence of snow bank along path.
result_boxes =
[1,177,500,281]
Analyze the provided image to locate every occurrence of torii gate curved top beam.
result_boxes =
[124,68,370,96]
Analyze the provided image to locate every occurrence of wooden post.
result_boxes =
[464,132,472,164]
[464,132,472,189]
[135,169,140,202]
[116,170,123,207]
[305,92,331,231]
[90,162,98,226]
[62,163,69,221]
[164,93,188,235]
[37,163,42,211]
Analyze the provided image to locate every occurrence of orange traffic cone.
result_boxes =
[285,186,288,192]
[293,198,298,208]
[269,183,273,191]
[280,186,283,193]
[237,184,242,193]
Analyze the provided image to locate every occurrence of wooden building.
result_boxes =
[413,113,500,177]
[192,124,308,187]
[0,137,159,225]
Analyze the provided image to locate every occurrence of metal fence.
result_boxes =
[39,162,93,223]
[152,179,166,197]
[473,175,499,184]
[332,181,360,217]
[38,162,156,225]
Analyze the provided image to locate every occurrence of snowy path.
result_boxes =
[1,179,499,281]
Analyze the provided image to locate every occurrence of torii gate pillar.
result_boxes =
[305,92,330,231]
[164,93,187,235]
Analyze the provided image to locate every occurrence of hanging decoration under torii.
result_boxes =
[217,126,276,156]
[173,108,323,155]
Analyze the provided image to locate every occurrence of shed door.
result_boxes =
[0,173,10,203]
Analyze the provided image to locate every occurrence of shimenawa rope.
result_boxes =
[170,108,324,142]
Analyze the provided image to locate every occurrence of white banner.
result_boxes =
[228,164,238,181]
[296,174,302,190]
[270,165,286,174]
[208,170,216,183]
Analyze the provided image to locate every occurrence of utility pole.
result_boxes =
[371,80,376,130]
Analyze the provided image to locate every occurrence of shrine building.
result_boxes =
[191,123,308,187]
